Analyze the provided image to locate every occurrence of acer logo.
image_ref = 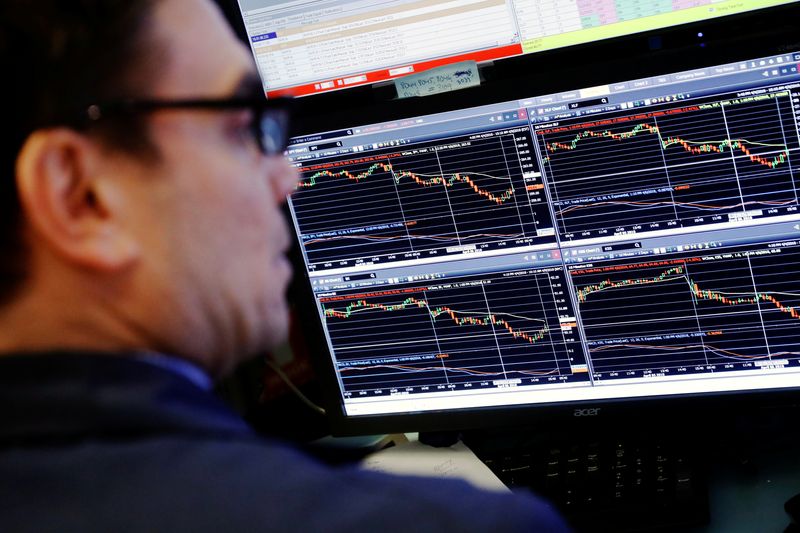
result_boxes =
[573,408,601,417]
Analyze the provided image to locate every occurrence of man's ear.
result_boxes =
[15,129,141,272]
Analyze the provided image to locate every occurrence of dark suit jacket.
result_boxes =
[0,353,568,532]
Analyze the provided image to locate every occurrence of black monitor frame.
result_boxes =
[287,3,800,134]
[277,4,800,437]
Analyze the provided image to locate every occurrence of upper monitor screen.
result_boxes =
[286,51,800,419]
[237,0,796,97]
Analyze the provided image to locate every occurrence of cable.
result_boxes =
[264,358,326,416]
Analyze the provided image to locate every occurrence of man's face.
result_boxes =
[117,0,298,375]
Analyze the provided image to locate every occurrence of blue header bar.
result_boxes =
[251,32,277,43]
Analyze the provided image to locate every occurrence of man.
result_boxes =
[0,0,568,531]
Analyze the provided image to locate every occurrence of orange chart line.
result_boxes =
[590,343,769,360]
[299,162,515,206]
[543,122,790,169]
[324,296,549,345]
[556,198,793,216]
[338,364,557,377]
[303,232,522,245]
[577,265,800,321]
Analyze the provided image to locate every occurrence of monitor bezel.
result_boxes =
[227,0,799,99]
[281,4,800,437]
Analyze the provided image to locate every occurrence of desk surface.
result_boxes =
[341,417,800,531]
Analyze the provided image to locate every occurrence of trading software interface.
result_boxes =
[287,52,800,416]
[237,0,796,97]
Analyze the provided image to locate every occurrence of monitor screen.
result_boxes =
[286,49,800,428]
[236,0,796,97]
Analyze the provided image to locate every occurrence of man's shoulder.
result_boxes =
[157,436,569,532]
[1,433,568,532]
[0,353,569,532]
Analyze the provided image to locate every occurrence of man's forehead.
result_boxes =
[151,0,256,97]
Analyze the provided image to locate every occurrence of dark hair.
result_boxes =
[0,0,158,304]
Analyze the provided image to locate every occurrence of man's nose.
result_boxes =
[267,157,300,200]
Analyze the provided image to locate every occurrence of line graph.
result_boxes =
[290,127,555,270]
[537,88,800,241]
[338,361,558,379]
[301,230,527,246]
[589,343,776,361]
[320,268,589,396]
[578,264,800,321]
[544,123,790,170]
[325,296,551,344]
[569,241,800,379]
[300,162,517,205]
[555,198,794,217]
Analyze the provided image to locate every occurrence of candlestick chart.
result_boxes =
[290,128,554,269]
[319,268,589,395]
[570,242,800,379]
[537,89,800,241]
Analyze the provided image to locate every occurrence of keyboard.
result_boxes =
[469,436,709,531]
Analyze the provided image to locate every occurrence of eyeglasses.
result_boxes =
[83,97,293,156]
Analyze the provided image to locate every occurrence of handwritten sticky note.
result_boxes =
[395,61,480,98]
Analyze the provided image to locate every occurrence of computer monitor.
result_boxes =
[234,0,797,98]
[284,43,800,435]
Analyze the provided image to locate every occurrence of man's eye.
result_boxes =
[229,112,258,147]
[236,123,255,143]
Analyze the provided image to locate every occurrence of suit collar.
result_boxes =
[0,352,252,445]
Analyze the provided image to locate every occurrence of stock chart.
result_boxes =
[290,59,800,406]
[320,268,589,396]
[537,88,800,240]
[291,127,555,270]
[570,241,800,380]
